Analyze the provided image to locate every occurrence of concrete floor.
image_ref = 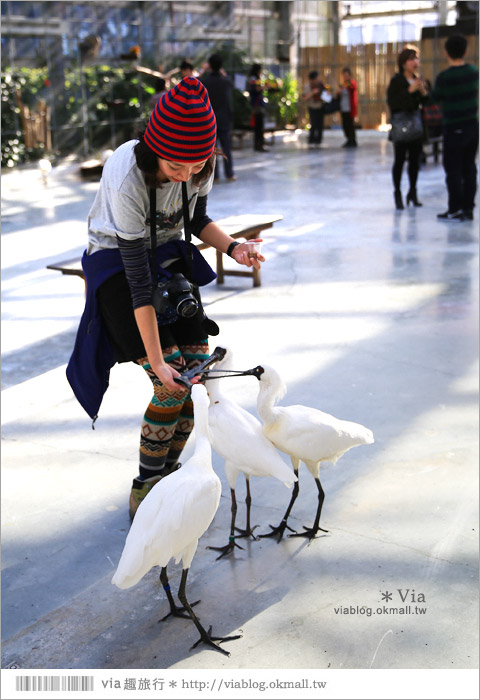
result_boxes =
[1,130,478,674]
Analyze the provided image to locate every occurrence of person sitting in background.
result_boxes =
[302,70,326,148]
[432,34,479,222]
[337,67,358,148]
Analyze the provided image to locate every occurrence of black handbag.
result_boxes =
[323,97,340,115]
[390,110,423,143]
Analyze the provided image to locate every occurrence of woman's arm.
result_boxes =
[198,221,265,270]
[116,235,184,393]
[134,306,184,392]
[388,73,427,112]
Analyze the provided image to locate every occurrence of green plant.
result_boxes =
[1,64,158,165]
[264,71,298,128]
[1,70,50,167]
[277,72,299,127]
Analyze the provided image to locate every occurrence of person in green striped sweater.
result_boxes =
[432,34,479,222]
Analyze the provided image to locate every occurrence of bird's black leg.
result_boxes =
[258,468,299,542]
[177,568,242,656]
[289,477,329,542]
[158,566,200,621]
[234,477,259,540]
[207,488,245,559]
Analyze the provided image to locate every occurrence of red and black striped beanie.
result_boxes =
[144,76,217,163]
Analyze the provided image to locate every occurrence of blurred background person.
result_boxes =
[180,59,195,78]
[337,67,358,148]
[387,45,428,210]
[302,70,326,148]
[150,77,167,109]
[432,34,479,222]
[248,63,268,152]
[200,53,236,182]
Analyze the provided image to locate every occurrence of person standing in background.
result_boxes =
[387,45,428,210]
[337,67,358,148]
[248,63,268,152]
[432,34,479,222]
[200,53,236,182]
[302,70,326,148]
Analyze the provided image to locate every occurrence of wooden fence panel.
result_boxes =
[15,91,52,150]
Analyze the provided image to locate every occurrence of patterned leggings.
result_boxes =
[135,340,209,479]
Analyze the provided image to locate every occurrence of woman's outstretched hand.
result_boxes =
[231,238,265,270]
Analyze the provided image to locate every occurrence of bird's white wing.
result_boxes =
[265,405,373,463]
[209,398,294,483]
[112,468,220,589]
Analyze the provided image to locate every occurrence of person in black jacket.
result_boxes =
[387,46,428,210]
[200,54,236,181]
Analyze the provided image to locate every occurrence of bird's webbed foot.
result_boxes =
[234,524,259,541]
[206,536,244,560]
[288,525,329,542]
[190,625,242,656]
[159,599,200,622]
[258,519,297,543]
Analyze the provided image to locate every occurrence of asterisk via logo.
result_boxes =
[381,590,393,601]
[169,681,177,688]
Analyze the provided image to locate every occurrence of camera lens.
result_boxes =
[177,296,198,318]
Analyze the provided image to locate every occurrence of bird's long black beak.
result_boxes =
[174,346,227,390]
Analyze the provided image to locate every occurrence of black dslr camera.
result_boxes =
[153,272,199,319]
[153,272,219,335]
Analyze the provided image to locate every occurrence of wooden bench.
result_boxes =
[46,213,283,290]
[232,130,248,150]
[232,125,282,150]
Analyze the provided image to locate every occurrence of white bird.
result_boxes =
[112,383,241,656]
[38,158,52,186]
[205,349,297,559]
[256,364,375,542]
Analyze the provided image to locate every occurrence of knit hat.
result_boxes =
[144,76,217,163]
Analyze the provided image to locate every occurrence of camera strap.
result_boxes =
[181,181,195,281]
[149,184,195,282]
[149,187,160,280]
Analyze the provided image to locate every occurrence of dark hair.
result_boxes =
[445,33,467,59]
[342,67,352,75]
[398,46,418,72]
[134,131,215,189]
[209,53,223,72]
[308,70,319,80]
[154,77,166,92]
[250,63,261,78]
[180,59,194,71]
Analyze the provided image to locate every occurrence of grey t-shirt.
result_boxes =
[87,140,214,254]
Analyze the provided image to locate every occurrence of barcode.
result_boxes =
[15,676,94,691]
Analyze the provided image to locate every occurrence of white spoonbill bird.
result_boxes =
[205,349,296,559]
[38,158,52,185]
[256,365,374,542]
[112,383,241,656]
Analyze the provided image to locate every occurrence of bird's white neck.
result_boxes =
[256,382,277,427]
[205,377,223,402]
